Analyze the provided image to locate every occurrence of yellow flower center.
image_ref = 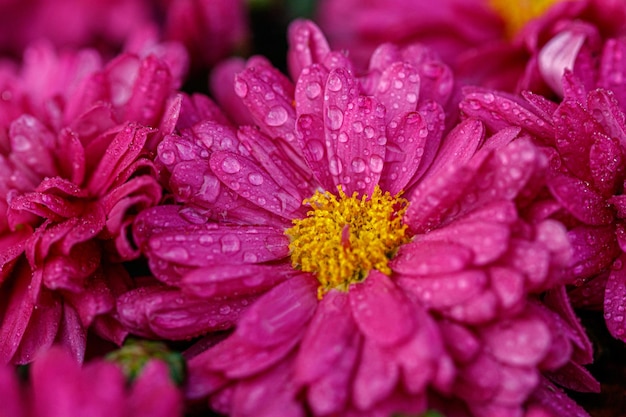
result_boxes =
[489,0,569,37]
[286,185,410,298]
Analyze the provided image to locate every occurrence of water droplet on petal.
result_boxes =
[306,140,325,161]
[406,93,418,103]
[248,173,264,185]
[160,149,175,165]
[220,234,241,253]
[327,74,343,91]
[369,155,384,173]
[326,106,344,130]
[221,157,241,174]
[329,156,343,175]
[11,135,31,152]
[306,82,322,99]
[234,79,249,98]
[338,132,349,143]
[265,106,289,127]
[351,157,366,173]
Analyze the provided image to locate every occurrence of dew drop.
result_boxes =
[327,74,343,91]
[352,121,364,133]
[221,156,241,174]
[265,106,289,127]
[11,135,31,152]
[306,140,325,161]
[369,154,384,173]
[326,106,344,130]
[306,82,322,99]
[220,234,241,253]
[234,79,249,98]
[338,132,349,143]
[248,173,264,185]
[329,156,343,175]
[351,157,366,173]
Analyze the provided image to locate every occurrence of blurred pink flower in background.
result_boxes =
[0,0,249,69]
[0,38,187,364]
[0,346,183,417]
[116,20,594,417]
[315,0,626,95]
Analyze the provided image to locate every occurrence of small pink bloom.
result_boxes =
[0,346,183,417]
[0,41,186,363]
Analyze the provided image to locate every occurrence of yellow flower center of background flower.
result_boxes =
[489,0,568,37]
[286,185,409,298]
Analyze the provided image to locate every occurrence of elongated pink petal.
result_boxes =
[349,271,415,346]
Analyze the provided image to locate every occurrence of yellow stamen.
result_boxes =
[286,185,410,298]
[489,0,570,37]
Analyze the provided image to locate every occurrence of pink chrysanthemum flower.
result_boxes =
[0,40,187,364]
[121,20,593,416]
[0,0,249,69]
[0,346,183,417]
[316,0,626,95]
[461,57,626,345]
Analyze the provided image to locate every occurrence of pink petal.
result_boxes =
[124,54,173,126]
[379,111,429,194]
[287,19,331,81]
[493,365,539,406]
[9,114,57,179]
[455,353,501,403]
[538,30,587,96]
[231,359,305,417]
[128,360,184,417]
[199,276,317,379]
[336,95,386,196]
[548,174,613,226]
[414,219,511,265]
[391,240,472,276]
[599,38,626,108]
[408,100,445,187]
[296,114,335,190]
[295,291,358,384]
[210,150,303,218]
[352,338,398,410]
[544,361,599,393]
[86,124,152,196]
[182,263,296,298]
[294,64,328,118]
[373,62,420,123]
[490,267,526,309]
[349,271,415,346]
[424,118,484,178]
[398,270,487,309]
[605,255,626,342]
[439,320,480,363]
[116,284,252,340]
[481,315,551,367]
[146,223,289,269]
[236,274,318,348]
[460,87,554,140]
[0,264,38,363]
[323,67,358,186]
[567,225,620,280]
[234,63,296,144]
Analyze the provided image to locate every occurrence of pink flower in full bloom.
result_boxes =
[120,21,594,417]
[0,346,183,417]
[0,40,187,364]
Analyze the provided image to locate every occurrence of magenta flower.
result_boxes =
[0,0,152,57]
[315,0,504,71]
[0,346,183,417]
[120,20,593,416]
[0,40,186,363]
[316,0,626,94]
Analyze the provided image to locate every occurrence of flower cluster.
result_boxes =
[0,0,625,416]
